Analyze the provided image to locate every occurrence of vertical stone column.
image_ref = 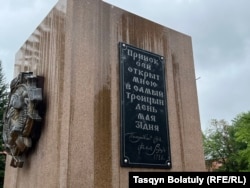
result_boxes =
[3,0,205,188]
[60,0,206,186]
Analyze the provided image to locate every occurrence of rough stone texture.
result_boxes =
[3,0,205,187]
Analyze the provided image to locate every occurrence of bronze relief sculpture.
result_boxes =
[2,72,43,168]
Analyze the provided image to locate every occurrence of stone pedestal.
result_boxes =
[3,0,205,187]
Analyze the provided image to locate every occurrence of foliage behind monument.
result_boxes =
[203,111,250,172]
[0,60,9,187]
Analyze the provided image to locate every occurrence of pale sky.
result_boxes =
[0,0,250,131]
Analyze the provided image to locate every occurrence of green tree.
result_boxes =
[203,119,238,171]
[0,60,9,186]
[232,111,250,171]
[203,113,250,172]
[204,119,232,171]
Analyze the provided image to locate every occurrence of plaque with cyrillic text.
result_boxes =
[119,42,171,169]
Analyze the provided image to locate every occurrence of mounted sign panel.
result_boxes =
[119,42,171,169]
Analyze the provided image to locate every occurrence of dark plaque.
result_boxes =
[119,42,171,169]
